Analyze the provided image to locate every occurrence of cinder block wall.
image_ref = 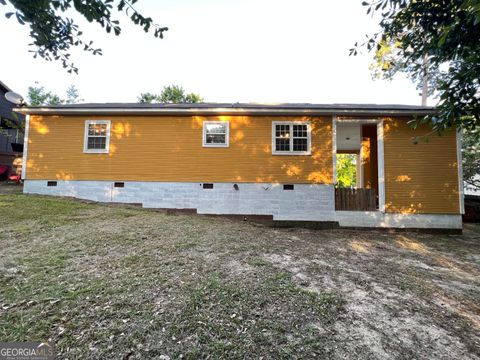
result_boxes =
[23,180,336,221]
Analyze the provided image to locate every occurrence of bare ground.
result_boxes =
[0,183,479,359]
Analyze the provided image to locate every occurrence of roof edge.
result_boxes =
[0,80,12,93]
[14,106,435,117]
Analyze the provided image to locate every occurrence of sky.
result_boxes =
[0,0,427,105]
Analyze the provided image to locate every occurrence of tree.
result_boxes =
[353,0,480,134]
[27,83,82,106]
[137,85,203,103]
[1,0,168,73]
[66,85,82,104]
[138,92,159,104]
[27,85,64,106]
[158,85,187,103]
[336,154,357,188]
[463,127,480,191]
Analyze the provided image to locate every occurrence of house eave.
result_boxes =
[13,107,435,117]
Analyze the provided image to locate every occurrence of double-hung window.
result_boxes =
[272,121,311,155]
[84,120,111,153]
[203,121,229,147]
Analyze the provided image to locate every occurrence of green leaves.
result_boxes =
[355,0,480,133]
[336,154,357,188]
[3,0,168,73]
[462,126,480,191]
[137,86,204,104]
[26,83,82,106]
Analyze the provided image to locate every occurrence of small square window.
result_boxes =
[203,121,229,147]
[84,120,111,153]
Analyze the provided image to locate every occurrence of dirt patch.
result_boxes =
[0,190,479,359]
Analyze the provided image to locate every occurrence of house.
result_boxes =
[0,80,24,175]
[14,103,463,229]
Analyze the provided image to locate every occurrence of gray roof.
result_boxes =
[0,80,12,93]
[14,102,435,116]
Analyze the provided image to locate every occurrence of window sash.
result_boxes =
[84,120,111,153]
[203,121,229,147]
[272,122,311,155]
[205,123,227,135]
[88,123,107,137]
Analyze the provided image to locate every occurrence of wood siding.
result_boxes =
[25,115,333,184]
[383,117,459,214]
[361,124,378,194]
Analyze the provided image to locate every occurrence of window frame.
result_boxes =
[83,120,111,154]
[202,121,230,148]
[271,121,311,155]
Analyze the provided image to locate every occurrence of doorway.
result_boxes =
[335,121,382,211]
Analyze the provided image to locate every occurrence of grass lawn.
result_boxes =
[1,183,479,359]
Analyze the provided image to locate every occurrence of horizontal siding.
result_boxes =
[26,115,333,184]
[383,117,459,214]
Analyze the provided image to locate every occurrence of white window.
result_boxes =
[272,121,311,155]
[203,121,229,147]
[83,120,111,153]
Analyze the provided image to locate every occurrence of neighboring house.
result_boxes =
[15,103,463,229]
[0,80,24,174]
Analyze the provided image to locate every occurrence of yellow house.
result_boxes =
[15,103,463,229]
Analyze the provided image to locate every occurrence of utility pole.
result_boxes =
[421,54,428,106]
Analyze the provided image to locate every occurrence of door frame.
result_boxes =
[332,116,385,212]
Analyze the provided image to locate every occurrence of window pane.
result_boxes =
[88,136,106,149]
[293,124,307,138]
[275,124,290,138]
[206,123,226,134]
[206,134,226,144]
[88,123,107,136]
[97,124,107,136]
[275,138,290,151]
[293,138,307,151]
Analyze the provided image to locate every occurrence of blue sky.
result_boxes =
[0,0,426,105]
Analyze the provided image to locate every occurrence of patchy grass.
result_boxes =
[0,184,479,359]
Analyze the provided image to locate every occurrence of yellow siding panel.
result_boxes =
[26,115,333,184]
[383,117,459,214]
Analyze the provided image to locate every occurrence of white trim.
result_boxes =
[202,121,229,148]
[456,128,465,214]
[332,115,337,185]
[83,120,111,154]
[377,120,385,212]
[336,118,385,212]
[271,121,311,156]
[21,114,30,180]
[359,138,364,188]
